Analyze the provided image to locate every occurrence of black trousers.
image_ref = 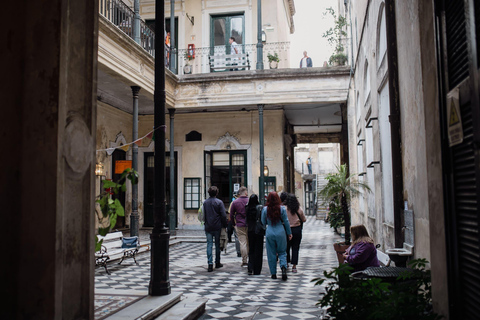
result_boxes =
[286,226,303,265]
[247,230,264,275]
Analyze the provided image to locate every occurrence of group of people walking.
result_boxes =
[200,186,306,281]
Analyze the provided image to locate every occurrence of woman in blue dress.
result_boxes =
[261,192,292,280]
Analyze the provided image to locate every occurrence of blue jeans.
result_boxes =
[206,229,221,265]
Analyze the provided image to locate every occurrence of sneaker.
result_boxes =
[281,266,288,281]
[248,270,253,275]
[271,274,277,279]
[241,263,248,267]
[215,263,223,269]
[292,267,298,273]
[208,264,213,272]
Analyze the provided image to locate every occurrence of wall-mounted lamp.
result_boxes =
[264,165,269,177]
[262,30,267,43]
[186,13,194,25]
[95,162,105,176]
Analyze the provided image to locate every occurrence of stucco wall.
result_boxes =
[97,109,287,229]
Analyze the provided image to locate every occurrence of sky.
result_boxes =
[289,0,338,68]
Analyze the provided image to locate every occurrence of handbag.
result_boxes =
[255,206,266,235]
[121,236,139,249]
[295,211,304,229]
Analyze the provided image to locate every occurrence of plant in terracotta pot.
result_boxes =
[267,52,280,69]
[183,54,194,74]
[318,164,370,263]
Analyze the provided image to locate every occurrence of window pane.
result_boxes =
[147,156,154,168]
[186,194,191,201]
[231,17,243,44]
[214,19,226,46]
[232,154,244,166]
[213,152,229,166]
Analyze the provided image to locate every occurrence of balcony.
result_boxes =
[99,0,292,75]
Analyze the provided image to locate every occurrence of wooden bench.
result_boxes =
[95,231,140,274]
[209,53,250,72]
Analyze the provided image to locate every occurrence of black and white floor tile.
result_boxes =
[95,217,342,319]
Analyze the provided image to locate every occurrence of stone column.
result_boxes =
[131,86,141,237]
[2,0,98,318]
[168,109,176,232]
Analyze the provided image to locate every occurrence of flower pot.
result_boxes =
[333,242,350,265]
[269,61,278,69]
[183,64,192,74]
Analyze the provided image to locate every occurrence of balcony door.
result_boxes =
[210,14,244,55]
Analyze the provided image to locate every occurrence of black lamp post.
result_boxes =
[149,0,171,296]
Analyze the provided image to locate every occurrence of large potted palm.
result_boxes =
[318,164,371,264]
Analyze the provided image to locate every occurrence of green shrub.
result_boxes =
[312,259,442,320]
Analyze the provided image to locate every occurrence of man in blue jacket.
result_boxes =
[204,186,227,272]
[299,51,313,68]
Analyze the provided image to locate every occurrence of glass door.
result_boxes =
[210,14,244,55]
[205,150,247,208]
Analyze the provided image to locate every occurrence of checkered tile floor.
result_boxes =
[95,217,342,319]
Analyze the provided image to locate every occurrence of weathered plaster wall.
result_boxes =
[133,110,284,229]
[395,1,431,262]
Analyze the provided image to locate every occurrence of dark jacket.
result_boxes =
[229,196,249,227]
[345,241,380,272]
[299,57,313,68]
[204,196,227,232]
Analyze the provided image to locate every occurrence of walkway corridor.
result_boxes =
[95,217,342,319]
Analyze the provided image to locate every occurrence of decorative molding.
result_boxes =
[110,132,128,149]
[206,132,243,150]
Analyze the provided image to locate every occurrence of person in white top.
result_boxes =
[299,51,313,68]
[229,37,240,70]
[229,37,239,54]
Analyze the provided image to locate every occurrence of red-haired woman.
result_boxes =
[261,192,293,280]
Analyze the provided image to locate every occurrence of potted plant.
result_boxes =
[267,52,280,69]
[322,7,348,66]
[183,54,193,74]
[95,168,138,251]
[318,164,371,263]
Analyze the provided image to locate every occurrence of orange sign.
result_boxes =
[115,160,132,174]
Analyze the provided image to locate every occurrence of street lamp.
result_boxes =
[264,165,269,177]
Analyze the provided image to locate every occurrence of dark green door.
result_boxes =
[205,150,247,207]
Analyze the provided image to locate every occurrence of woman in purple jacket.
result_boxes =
[343,225,380,272]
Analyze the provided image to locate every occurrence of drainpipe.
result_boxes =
[170,0,176,73]
[385,0,404,248]
[133,0,140,44]
[149,0,171,296]
[259,104,265,204]
[130,86,141,237]
[256,0,264,70]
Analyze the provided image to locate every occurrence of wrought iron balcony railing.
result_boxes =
[175,42,290,75]
[99,0,291,74]
[99,0,156,56]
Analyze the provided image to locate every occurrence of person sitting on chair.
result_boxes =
[342,224,380,272]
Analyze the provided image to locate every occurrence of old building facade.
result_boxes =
[347,0,480,318]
